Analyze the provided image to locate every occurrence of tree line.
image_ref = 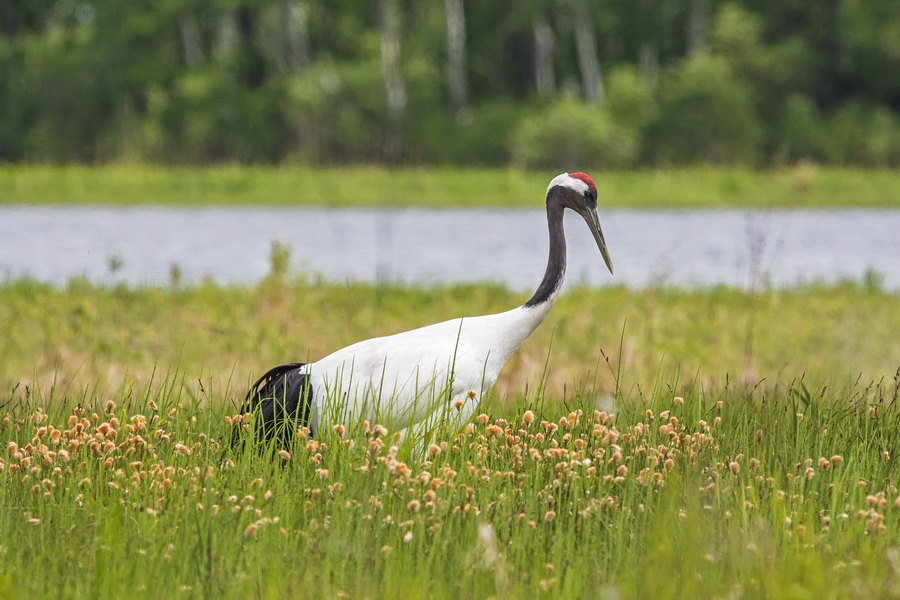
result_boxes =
[1,0,898,167]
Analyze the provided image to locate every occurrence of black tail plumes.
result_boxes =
[234,363,312,451]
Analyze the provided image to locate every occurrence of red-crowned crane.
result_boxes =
[239,172,613,449]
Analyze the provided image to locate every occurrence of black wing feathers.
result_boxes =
[235,362,312,450]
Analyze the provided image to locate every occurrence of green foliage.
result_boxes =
[1,318,900,597]
[513,98,639,170]
[825,102,900,167]
[2,166,899,208]
[654,55,763,165]
[0,1,898,167]
[1,278,898,403]
[775,94,827,163]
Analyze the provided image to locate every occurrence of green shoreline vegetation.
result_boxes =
[2,277,899,401]
[1,166,899,208]
[1,277,899,598]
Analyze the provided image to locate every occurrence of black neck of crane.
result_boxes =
[523,193,566,308]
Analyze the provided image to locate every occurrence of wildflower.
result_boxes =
[403,532,413,543]
[485,425,502,438]
[729,462,740,475]
[278,449,292,461]
[674,396,684,406]
[407,500,420,512]
[333,424,345,437]
[545,510,556,522]
[428,444,441,457]
[316,469,329,480]
[539,578,557,592]
[831,455,842,466]
[523,410,535,425]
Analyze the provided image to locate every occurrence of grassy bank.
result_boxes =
[1,350,899,598]
[1,277,898,404]
[2,278,899,597]
[1,165,898,208]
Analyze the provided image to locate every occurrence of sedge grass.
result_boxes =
[1,277,899,597]
[1,165,898,208]
[1,277,898,402]
[1,370,899,599]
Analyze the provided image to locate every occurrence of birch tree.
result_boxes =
[533,14,556,98]
[444,0,468,109]
[570,0,603,102]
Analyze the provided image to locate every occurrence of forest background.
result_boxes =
[1,0,898,169]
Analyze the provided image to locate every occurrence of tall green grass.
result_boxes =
[1,368,898,599]
[1,165,898,208]
[1,278,898,598]
[2,277,898,401]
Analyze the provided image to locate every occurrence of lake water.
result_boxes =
[1,206,898,291]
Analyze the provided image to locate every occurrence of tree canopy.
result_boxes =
[0,0,897,166]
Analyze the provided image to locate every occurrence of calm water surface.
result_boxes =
[1,206,898,291]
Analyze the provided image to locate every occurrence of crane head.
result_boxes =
[547,172,614,275]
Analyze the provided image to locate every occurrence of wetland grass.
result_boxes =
[1,277,898,598]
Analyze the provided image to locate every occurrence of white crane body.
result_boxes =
[303,300,556,436]
[240,172,614,447]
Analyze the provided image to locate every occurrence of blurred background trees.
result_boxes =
[0,0,897,167]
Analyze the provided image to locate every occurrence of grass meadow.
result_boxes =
[1,164,899,208]
[2,166,900,598]
[1,275,900,599]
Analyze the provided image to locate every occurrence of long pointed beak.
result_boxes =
[584,208,614,275]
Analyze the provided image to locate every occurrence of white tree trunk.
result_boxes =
[283,0,310,72]
[639,43,658,85]
[533,15,556,98]
[179,15,204,67]
[379,0,407,119]
[444,0,468,109]
[379,0,407,162]
[215,13,239,63]
[571,0,603,102]
[686,0,708,55]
